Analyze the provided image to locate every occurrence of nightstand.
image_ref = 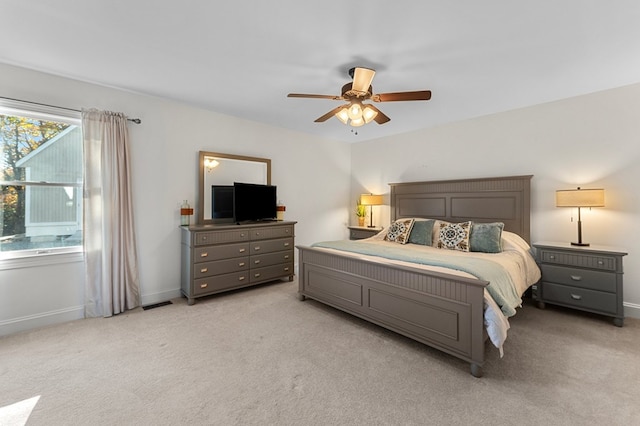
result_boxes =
[348,226,383,240]
[533,242,627,327]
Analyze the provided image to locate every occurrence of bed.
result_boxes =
[296,175,540,377]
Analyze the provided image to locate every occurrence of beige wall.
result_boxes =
[2,60,638,336]
[350,82,640,317]
[0,63,351,336]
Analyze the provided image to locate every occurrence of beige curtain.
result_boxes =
[82,109,140,317]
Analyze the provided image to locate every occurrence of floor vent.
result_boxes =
[142,301,173,311]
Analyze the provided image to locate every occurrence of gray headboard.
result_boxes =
[389,175,533,243]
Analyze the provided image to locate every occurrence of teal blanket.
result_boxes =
[312,240,521,317]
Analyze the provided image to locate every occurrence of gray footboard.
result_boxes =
[297,246,489,377]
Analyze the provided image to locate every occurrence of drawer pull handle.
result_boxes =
[200,268,208,273]
[238,262,245,267]
[200,283,208,289]
[284,242,290,247]
[284,255,290,259]
[255,232,260,236]
[202,236,207,240]
[254,246,261,251]
[597,260,604,265]
[284,267,290,271]
[549,255,556,260]
[570,294,582,300]
[570,275,582,281]
[239,248,246,253]
[254,260,261,264]
[254,273,261,278]
[241,233,245,237]
[200,252,208,258]
[238,276,245,281]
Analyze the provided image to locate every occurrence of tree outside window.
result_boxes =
[0,112,83,256]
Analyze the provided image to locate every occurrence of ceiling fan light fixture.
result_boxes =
[347,102,363,120]
[362,105,378,123]
[350,117,365,127]
[335,107,349,124]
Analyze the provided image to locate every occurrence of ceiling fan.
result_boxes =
[287,67,431,127]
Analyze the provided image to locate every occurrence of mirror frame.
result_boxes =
[198,151,271,225]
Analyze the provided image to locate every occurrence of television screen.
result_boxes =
[211,185,234,220]
[233,182,277,222]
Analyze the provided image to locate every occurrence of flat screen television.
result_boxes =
[233,182,277,222]
[211,185,235,220]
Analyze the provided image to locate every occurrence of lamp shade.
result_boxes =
[556,188,605,207]
[360,194,383,206]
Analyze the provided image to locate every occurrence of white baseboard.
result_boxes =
[624,302,640,319]
[0,306,84,337]
[140,288,182,307]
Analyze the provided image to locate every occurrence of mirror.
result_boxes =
[198,151,271,224]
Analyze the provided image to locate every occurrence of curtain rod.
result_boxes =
[0,96,142,124]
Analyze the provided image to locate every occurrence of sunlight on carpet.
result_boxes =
[0,395,40,426]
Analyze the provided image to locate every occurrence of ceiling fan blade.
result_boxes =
[351,67,376,94]
[365,104,391,124]
[314,104,349,122]
[372,90,432,102]
[287,93,343,100]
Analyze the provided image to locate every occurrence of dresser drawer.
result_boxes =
[193,257,249,279]
[542,282,617,314]
[538,249,617,272]
[539,264,616,293]
[193,272,250,295]
[251,250,293,268]
[250,237,293,254]
[194,242,250,262]
[250,262,294,283]
[250,225,294,241]
[194,229,249,246]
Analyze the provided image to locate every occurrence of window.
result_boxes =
[0,100,82,261]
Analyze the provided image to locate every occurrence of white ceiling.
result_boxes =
[2,1,640,142]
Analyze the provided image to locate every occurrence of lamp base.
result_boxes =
[571,242,590,247]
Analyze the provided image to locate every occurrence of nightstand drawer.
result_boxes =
[350,229,371,239]
[540,264,616,293]
[542,282,617,314]
[538,249,617,271]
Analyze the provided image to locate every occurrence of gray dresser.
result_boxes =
[533,241,627,326]
[181,221,296,305]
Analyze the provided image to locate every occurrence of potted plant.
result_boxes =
[356,201,367,227]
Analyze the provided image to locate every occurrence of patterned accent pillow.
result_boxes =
[436,221,472,251]
[384,218,415,244]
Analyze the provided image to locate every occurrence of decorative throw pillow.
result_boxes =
[469,222,504,253]
[408,219,435,245]
[384,218,415,244]
[436,221,472,251]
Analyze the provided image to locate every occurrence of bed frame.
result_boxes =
[297,175,532,377]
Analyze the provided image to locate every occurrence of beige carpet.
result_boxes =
[1,279,638,425]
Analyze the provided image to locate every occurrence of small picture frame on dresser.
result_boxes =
[533,241,627,327]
